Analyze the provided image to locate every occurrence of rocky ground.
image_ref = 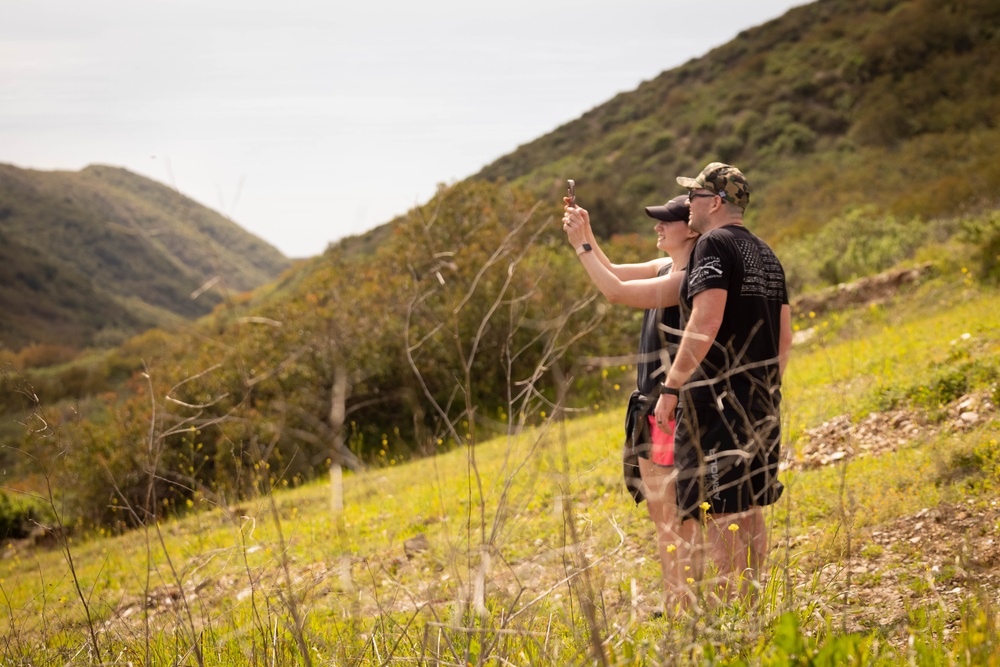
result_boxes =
[776,389,1000,642]
[838,498,1000,638]
[789,391,995,471]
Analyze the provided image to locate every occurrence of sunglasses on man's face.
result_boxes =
[687,191,717,203]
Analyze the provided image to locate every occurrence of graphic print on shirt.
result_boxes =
[735,238,784,300]
[688,256,724,291]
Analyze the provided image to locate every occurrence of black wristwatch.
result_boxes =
[575,243,593,255]
[660,384,680,397]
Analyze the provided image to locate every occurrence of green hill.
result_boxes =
[472,0,1000,244]
[0,229,146,350]
[0,163,290,351]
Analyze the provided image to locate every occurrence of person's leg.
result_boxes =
[671,406,710,610]
[673,404,779,605]
[746,505,768,599]
[638,457,686,612]
[703,507,765,602]
[675,515,703,609]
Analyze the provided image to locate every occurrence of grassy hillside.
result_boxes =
[5,0,1000,520]
[0,271,997,665]
[0,163,290,351]
[0,229,147,350]
[473,0,1000,247]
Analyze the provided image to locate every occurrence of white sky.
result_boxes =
[1,0,806,258]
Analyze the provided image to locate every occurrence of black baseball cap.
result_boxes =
[644,195,689,223]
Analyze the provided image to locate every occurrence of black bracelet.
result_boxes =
[660,384,680,397]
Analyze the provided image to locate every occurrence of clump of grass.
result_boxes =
[0,491,48,540]
[939,436,1000,495]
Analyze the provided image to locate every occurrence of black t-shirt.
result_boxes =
[636,263,681,396]
[678,225,788,409]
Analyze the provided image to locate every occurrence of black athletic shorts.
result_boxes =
[673,403,783,520]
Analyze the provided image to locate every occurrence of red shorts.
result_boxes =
[647,415,675,466]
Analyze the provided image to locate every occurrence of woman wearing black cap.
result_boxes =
[562,193,698,615]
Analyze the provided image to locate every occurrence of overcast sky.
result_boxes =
[2,0,806,258]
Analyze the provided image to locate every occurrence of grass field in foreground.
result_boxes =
[1,273,999,665]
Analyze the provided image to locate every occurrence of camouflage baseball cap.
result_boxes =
[676,162,750,209]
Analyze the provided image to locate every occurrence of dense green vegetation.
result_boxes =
[3,182,997,535]
[0,164,290,351]
[0,229,148,350]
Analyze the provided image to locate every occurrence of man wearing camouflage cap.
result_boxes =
[653,162,792,604]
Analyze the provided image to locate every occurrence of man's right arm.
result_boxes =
[653,287,727,429]
[663,288,727,390]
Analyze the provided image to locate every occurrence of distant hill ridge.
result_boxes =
[469,0,1000,242]
[339,0,1000,256]
[0,163,290,351]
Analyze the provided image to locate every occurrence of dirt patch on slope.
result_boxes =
[791,262,934,319]
[817,499,1000,640]
[786,390,996,471]
[782,390,999,642]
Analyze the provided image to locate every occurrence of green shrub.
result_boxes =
[869,352,997,418]
[959,210,1000,284]
[735,110,764,141]
[713,134,745,162]
[944,437,1000,495]
[773,122,818,155]
[621,173,659,201]
[649,131,675,154]
[0,492,38,540]
[780,207,933,291]
[924,366,971,408]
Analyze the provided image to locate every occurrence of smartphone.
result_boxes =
[566,179,576,206]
